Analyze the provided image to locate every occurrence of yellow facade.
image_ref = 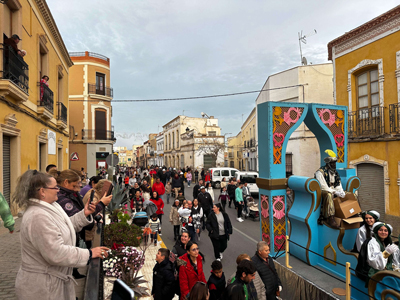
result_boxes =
[241,108,257,171]
[227,132,242,170]
[328,5,400,230]
[0,0,72,213]
[68,52,114,177]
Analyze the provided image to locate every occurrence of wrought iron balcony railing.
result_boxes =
[38,82,54,113]
[82,129,115,141]
[389,103,400,133]
[348,107,384,138]
[57,102,67,123]
[1,44,29,93]
[88,83,113,98]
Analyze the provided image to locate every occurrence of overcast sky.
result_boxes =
[48,0,399,148]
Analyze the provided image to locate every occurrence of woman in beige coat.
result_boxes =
[14,170,110,300]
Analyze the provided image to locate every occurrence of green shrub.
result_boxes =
[104,222,143,248]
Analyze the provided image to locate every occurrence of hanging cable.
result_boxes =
[69,84,305,102]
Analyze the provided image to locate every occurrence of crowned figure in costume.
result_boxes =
[315,150,346,228]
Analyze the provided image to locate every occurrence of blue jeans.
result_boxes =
[151,232,158,245]
[166,193,170,204]
[187,180,191,187]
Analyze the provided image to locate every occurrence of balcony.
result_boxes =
[0,44,29,102]
[82,129,115,141]
[57,102,67,129]
[37,82,54,120]
[390,103,400,134]
[228,152,234,158]
[88,83,113,98]
[348,107,384,138]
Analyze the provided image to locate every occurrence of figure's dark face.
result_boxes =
[329,161,336,170]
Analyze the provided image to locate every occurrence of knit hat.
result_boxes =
[372,222,393,236]
[362,210,380,221]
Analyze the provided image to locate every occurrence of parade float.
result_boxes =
[256,101,400,300]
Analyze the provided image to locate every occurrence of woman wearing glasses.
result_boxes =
[179,241,207,300]
[14,170,109,300]
[51,169,112,278]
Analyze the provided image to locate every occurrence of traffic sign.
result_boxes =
[106,154,119,166]
[70,152,79,161]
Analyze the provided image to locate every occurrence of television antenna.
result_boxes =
[298,29,317,65]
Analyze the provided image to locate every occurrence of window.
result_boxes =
[214,170,220,176]
[172,132,175,149]
[176,130,179,148]
[230,161,234,168]
[96,73,106,95]
[357,69,379,119]
[230,170,237,176]
[208,131,216,136]
[221,170,229,176]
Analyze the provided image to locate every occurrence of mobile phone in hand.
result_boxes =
[101,181,114,197]
[111,279,134,300]
[89,190,95,205]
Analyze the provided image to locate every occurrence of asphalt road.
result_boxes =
[160,183,262,278]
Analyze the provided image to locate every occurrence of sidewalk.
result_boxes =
[0,218,21,300]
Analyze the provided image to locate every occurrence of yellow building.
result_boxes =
[328,5,400,229]
[241,108,257,171]
[227,132,242,169]
[0,0,71,213]
[68,51,114,177]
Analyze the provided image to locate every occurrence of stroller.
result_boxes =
[243,196,260,221]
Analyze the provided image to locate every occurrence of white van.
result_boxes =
[235,171,259,195]
[210,167,239,189]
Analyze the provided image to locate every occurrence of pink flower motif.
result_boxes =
[262,233,270,245]
[261,195,269,218]
[283,107,302,125]
[334,134,344,147]
[273,133,285,148]
[273,196,285,220]
[274,235,286,248]
[319,109,336,127]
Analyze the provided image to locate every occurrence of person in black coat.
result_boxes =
[251,241,282,300]
[227,179,236,208]
[224,260,257,300]
[193,179,204,200]
[172,230,192,257]
[206,203,233,260]
[198,186,213,230]
[152,248,175,300]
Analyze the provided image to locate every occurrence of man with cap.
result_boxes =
[315,150,345,228]
[197,186,213,230]
[4,34,23,56]
[366,222,399,279]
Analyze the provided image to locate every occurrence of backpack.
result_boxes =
[355,237,372,282]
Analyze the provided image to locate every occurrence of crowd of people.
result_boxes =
[0,159,398,300]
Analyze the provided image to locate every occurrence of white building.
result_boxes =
[163,115,224,169]
[155,133,164,166]
[256,63,334,177]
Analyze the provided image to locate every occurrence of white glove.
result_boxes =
[385,244,398,255]
[278,286,282,292]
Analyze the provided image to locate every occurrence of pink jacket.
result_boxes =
[186,172,192,181]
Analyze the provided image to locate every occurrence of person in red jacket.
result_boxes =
[179,241,206,300]
[150,191,164,225]
[152,177,165,197]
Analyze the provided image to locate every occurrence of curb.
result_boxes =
[158,234,167,249]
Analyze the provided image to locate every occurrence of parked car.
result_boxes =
[209,167,239,189]
[235,171,259,196]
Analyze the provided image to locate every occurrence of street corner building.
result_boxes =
[68,51,115,177]
[328,5,400,234]
[0,0,71,214]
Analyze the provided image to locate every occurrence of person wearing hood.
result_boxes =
[314,149,345,228]
[366,222,400,279]
[355,210,380,253]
